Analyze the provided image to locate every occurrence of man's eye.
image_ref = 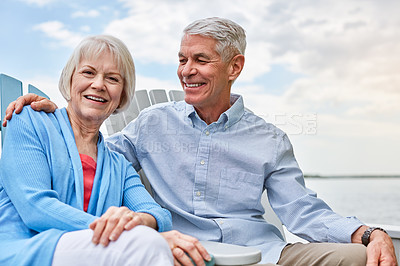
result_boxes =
[179,58,187,64]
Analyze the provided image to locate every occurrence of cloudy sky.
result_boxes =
[1,0,399,176]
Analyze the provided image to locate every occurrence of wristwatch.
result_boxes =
[361,227,387,246]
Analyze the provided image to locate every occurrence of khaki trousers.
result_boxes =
[255,242,367,266]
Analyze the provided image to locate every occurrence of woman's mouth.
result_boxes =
[84,95,107,103]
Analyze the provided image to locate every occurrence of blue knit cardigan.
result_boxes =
[0,107,172,265]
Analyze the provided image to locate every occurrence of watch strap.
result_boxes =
[361,227,387,246]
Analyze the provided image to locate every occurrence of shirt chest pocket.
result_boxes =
[217,169,264,212]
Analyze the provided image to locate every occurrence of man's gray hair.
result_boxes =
[183,17,246,62]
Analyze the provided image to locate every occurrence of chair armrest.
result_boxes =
[200,240,261,265]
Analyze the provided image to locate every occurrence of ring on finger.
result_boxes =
[126,212,134,220]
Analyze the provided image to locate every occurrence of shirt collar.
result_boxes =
[184,93,245,128]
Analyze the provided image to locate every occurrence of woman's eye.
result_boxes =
[82,70,94,75]
[109,77,119,82]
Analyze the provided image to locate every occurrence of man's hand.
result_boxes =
[89,206,157,247]
[161,230,211,266]
[352,225,397,266]
[367,230,397,266]
[2,93,58,127]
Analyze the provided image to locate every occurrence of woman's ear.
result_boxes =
[228,54,245,81]
[118,89,127,110]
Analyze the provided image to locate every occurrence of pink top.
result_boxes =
[79,154,96,212]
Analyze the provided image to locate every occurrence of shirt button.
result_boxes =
[196,191,201,196]
[219,220,224,225]
[205,131,210,136]
[200,160,205,165]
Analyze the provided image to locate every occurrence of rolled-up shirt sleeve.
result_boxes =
[266,133,363,243]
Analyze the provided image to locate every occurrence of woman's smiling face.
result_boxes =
[68,50,124,126]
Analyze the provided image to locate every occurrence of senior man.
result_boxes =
[4,17,396,265]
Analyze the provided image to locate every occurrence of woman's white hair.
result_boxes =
[182,17,246,62]
[59,35,135,113]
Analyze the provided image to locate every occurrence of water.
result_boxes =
[305,177,400,226]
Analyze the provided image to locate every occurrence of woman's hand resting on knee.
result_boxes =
[161,230,211,266]
[89,206,157,247]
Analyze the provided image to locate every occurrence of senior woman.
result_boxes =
[0,35,173,265]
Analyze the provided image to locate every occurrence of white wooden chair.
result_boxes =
[168,90,185,102]
[149,89,169,104]
[3,75,399,265]
[0,74,49,147]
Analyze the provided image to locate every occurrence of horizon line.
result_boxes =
[304,174,400,178]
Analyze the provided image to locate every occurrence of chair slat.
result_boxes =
[0,74,23,146]
[168,90,184,101]
[149,89,169,104]
[28,84,49,99]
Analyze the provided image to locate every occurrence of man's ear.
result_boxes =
[228,54,245,81]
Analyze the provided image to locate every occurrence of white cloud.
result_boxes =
[33,21,83,48]
[80,25,91,32]
[101,0,400,126]
[212,0,400,125]
[105,0,266,65]
[103,5,183,64]
[20,0,400,174]
[135,74,181,91]
[104,0,399,116]
[18,0,56,7]
[71,10,100,18]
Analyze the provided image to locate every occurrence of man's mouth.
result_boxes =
[84,95,107,103]
[185,83,204,88]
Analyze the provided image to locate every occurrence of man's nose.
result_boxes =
[180,61,197,77]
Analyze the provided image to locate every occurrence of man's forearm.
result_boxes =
[352,225,368,244]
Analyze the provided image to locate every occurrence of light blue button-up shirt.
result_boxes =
[107,94,363,263]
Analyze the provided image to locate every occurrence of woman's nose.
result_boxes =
[91,75,105,90]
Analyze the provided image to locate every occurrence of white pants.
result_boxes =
[52,225,173,266]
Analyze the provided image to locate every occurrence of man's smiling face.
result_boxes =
[177,34,232,111]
